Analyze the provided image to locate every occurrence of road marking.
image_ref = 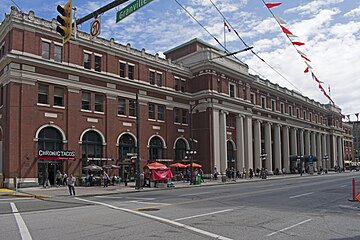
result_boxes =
[129,201,170,205]
[125,197,156,200]
[179,191,212,197]
[75,197,233,240]
[340,185,347,187]
[173,209,234,221]
[266,218,312,237]
[289,192,314,199]
[10,202,33,240]
[94,196,123,199]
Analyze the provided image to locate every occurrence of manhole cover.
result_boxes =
[138,208,160,211]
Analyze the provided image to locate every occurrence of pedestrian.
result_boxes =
[62,172,68,185]
[124,170,128,186]
[199,168,204,182]
[243,167,247,179]
[103,171,110,187]
[249,168,253,179]
[282,168,286,176]
[55,170,62,187]
[67,174,76,196]
[214,168,218,181]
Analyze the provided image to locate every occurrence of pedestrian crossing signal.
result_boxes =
[56,0,72,44]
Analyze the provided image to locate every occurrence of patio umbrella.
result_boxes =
[169,163,186,168]
[186,163,202,168]
[83,164,103,171]
[102,164,120,169]
[146,162,166,168]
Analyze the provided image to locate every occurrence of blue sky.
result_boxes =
[1,0,360,119]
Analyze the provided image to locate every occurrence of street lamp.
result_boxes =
[188,99,208,185]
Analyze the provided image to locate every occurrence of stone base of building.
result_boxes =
[4,178,39,189]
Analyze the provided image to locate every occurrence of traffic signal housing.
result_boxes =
[56,0,73,44]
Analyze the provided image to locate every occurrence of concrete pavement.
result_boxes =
[0,172,342,199]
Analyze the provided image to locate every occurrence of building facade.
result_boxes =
[0,8,351,187]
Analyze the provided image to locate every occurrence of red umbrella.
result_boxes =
[186,163,202,168]
[170,163,187,168]
[146,161,166,168]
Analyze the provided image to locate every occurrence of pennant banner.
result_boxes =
[265,3,282,9]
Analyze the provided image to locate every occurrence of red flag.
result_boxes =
[266,3,282,8]
[304,67,309,73]
[301,55,311,62]
[292,41,305,46]
[280,26,293,35]
[224,21,231,32]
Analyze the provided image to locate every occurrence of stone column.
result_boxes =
[321,134,327,169]
[331,135,337,169]
[290,128,297,156]
[304,130,310,156]
[253,120,261,170]
[274,124,282,172]
[326,134,331,169]
[338,137,343,169]
[316,132,322,169]
[311,131,317,171]
[244,116,254,170]
[219,110,227,173]
[264,122,273,174]
[299,129,305,156]
[236,114,245,172]
[282,126,290,173]
[212,109,221,172]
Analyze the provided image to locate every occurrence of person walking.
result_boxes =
[62,172,68,186]
[103,171,110,187]
[55,170,62,187]
[124,170,128,187]
[67,174,76,196]
[249,168,253,179]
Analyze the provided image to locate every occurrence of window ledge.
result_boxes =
[94,111,105,115]
[37,103,50,107]
[53,105,65,109]
[81,109,92,113]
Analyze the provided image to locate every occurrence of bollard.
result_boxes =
[352,178,356,201]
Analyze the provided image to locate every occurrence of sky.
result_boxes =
[1,0,360,120]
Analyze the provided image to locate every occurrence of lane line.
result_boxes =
[10,202,33,240]
[266,218,312,237]
[129,201,170,205]
[173,209,234,221]
[125,197,156,200]
[94,196,124,199]
[179,191,212,197]
[289,192,314,199]
[75,197,233,240]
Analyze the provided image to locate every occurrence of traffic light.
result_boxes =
[56,0,73,44]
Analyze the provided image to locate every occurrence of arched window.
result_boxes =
[175,139,186,160]
[119,134,136,160]
[82,131,103,169]
[37,127,63,186]
[227,141,235,169]
[149,136,163,160]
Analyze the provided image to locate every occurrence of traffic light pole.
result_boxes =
[135,93,141,190]
[74,0,129,26]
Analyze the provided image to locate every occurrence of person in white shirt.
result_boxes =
[67,174,76,196]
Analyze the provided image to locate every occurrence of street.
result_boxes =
[1,173,360,240]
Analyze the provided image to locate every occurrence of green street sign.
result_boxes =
[116,0,154,23]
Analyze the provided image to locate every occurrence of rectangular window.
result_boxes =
[250,93,255,104]
[180,80,186,92]
[119,62,126,78]
[296,108,300,118]
[271,100,276,111]
[129,100,136,117]
[42,42,50,60]
[174,109,180,123]
[94,55,101,72]
[54,87,64,107]
[156,73,162,86]
[309,113,312,122]
[38,84,49,104]
[84,53,91,69]
[303,110,306,120]
[149,71,155,85]
[289,106,293,116]
[82,92,91,110]
[229,84,235,98]
[217,79,222,93]
[158,105,165,121]
[280,103,285,114]
[128,65,134,80]
[95,94,104,112]
[118,98,126,115]
[0,85,3,106]
[261,96,266,109]
[174,77,180,91]
[182,110,187,124]
[148,103,155,119]
[54,45,62,62]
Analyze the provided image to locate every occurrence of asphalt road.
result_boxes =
[1,172,360,240]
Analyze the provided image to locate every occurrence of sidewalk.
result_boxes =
[0,172,337,199]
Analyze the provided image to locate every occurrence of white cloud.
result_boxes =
[344,6,360,17]
[285,0,344,15]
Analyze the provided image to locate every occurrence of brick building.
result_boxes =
[0,8,352,188]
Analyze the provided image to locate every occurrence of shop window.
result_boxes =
[118,98,126,115]
[94,55,102,72]
[119,62,126,78]
[82,92,91,110]
[54,44,62,63]
[54,87,64,107]
[38,84,49,104]
[84,53,91,69]
[95,94,104,112]
[42,41,50,60]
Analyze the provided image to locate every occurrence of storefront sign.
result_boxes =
[38,150,76,161]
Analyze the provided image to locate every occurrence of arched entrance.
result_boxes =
[118,133,136,181]
[149,136,164,161]
[81,130,103,175]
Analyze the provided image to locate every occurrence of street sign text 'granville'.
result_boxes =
[116,0,153,23]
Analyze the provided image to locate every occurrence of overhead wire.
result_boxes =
[208,0,302,93]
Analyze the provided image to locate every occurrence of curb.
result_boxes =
[0,193,51,199]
